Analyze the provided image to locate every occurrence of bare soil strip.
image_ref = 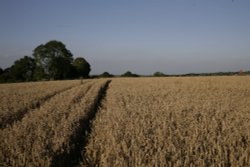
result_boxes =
[51,80,111,167]
[0,83,86,129]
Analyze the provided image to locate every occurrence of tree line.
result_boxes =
[0,40,91,83]
[0,40,248,83]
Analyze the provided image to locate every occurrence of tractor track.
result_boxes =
[51,80,111,167]
[0,82,88,129]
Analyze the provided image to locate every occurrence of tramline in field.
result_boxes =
[0,79,110,166]
[85,77,250,166]
[0,77,249,167]
[0,80,82,128]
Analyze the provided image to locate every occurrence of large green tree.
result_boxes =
[73,57,91,78]
[10,56,36,81]
[33,40,73,80]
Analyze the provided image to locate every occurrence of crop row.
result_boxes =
[0,80,83,128]
[0,79,110,167]
[85,77,250,166]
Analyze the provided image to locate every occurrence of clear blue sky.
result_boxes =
[0,0,249,75]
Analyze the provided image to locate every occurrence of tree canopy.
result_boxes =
[33,40,74,80]
[121,71,139,77]
[153,71,167,77]
[99,72,114,78]
[73,57,91,78]
[10,56,36,81]
[0,40,91,83]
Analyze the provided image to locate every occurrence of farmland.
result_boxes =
[0,76,250,167]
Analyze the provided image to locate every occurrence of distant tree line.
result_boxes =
[94,70,249,79]
[0,40,91,83]
[121,71,139,77]
[92,71,139,78]
[1,40,248,83]
[172,71,250,77]
[153,71,168,77]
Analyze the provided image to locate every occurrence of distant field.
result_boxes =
[0,77,250,167]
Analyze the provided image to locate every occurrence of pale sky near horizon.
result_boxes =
[0,0,249,75]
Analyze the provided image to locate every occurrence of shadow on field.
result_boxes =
[51,80,111,167]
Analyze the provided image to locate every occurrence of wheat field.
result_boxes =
[0,76,250,167]
[85,77,250,167]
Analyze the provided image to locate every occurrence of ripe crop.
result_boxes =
[0,80,81,128]
[0,76,249,167]
[85,77,250,166]
[0,79,110,166]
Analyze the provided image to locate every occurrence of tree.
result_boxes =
[48,56,73,79]
[0,68,11,83]
[153,71,166,77]
[10,56,36,82]
[33,66,46,81]
[99,72,114,78]
[33,40,73,80]
[121,71,139,77]
[73,57,91,78]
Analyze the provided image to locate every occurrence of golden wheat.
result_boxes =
[0,80,82,128]
[1,77,249,167]
[0,79,109,166]
[85,77,250,167]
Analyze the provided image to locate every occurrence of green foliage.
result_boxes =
[0,68,12,83]
[1,40,92,83]
[99,72,114,78]
[153,71,166,77]
[49,56,73,79]
[33,40,73,80]
[121,71,139,77]
[33,66,46,81]
[73,57,91,78]
[0,56,36,83]
[9,56,36,82]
